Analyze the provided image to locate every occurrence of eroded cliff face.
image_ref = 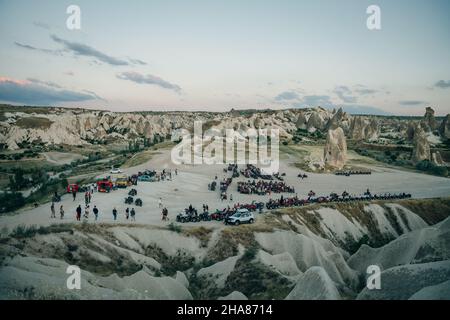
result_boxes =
[324,127,347,169]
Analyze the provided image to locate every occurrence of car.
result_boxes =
[225,209,254,226]
[110,166,122,174]
[115,175,129,188]
[138,175,156,182]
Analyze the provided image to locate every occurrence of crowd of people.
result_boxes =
[237,180,295,195]
[241,164,273,180]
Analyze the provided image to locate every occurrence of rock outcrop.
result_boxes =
[439,114,450,140]
[306,112,325,132]
[295,113,307,130]
[412,127,430,162]
[324,127,347,169]
[432,151,445,166]
[421,107,438,132]
[349,116,379,141]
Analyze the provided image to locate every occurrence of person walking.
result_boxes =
[125,207,130,220]
[93,205,99,221]
[130,208,136,221]
[76,205,82,221]
[59,205,64,219]
[72,190,77,201]
[158,197,163,208]
[50,202,56,218]
[162,207,168,221]
[84,205,90,219]
[85,192,89,205]
[88,191,92,204]
[112,207,118,221]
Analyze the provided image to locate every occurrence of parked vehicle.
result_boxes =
[225,209,254,226]
[66,184,79,193]
[97,179,113,193]
[125,196,134,204]
[135,198,143,207]
[138,175,156,182]
[128,189,137,196]
[110,166,122,174]
[115,174,129,188]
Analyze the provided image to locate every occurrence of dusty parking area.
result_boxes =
[1,147,450,232]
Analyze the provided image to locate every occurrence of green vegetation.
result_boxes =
[415,160,448,177]
[0,192,25,213]
[15,117,53,129]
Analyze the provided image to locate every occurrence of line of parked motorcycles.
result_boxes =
[265,192,412,209]
[176,202,265,223]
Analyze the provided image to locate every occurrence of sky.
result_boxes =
[0,0,449,115]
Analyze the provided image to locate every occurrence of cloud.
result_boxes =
[274,91,300,101]
[128,58,147,66]
[434,80,450,89]
[293,95,334,108]
[50,35,130,66]
[27,78,62,89]
[48,35,146,67]
[354,88,378,95]
[14,42,64,56]
[0,76,99,105]
[33,21,51,30]
[399,100,425,106]
[117,71,181,93]
[334,85,357,103]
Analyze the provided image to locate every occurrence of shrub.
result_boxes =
[416,160,448,177]
[0,192,26,213]
[168,223,182,233]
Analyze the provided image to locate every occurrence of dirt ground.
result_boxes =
[1,146,450,233]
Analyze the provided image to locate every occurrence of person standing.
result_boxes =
[125,207,130,220]
[76,205,82,221]
[59,205,64,219]
[130,208,136,221]
[50,202,56,218]
[93,205,99,221]
[112,207,118,221]
[158,197,163,208]
[84,205,90,219]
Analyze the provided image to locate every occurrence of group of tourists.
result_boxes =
[237,180,295,195]
[50,202,64,219]
[241,164,273,180]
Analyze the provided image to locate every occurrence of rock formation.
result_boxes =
[421,107,438,132]
[306,112,325,132]
[324,127,347,169]
[439,114,450,140]
[412,127,430,162]
[295,113,307,130]
[432,151,445,166]
[349,117,379,141]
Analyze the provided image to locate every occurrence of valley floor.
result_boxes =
[1,147,450,300]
